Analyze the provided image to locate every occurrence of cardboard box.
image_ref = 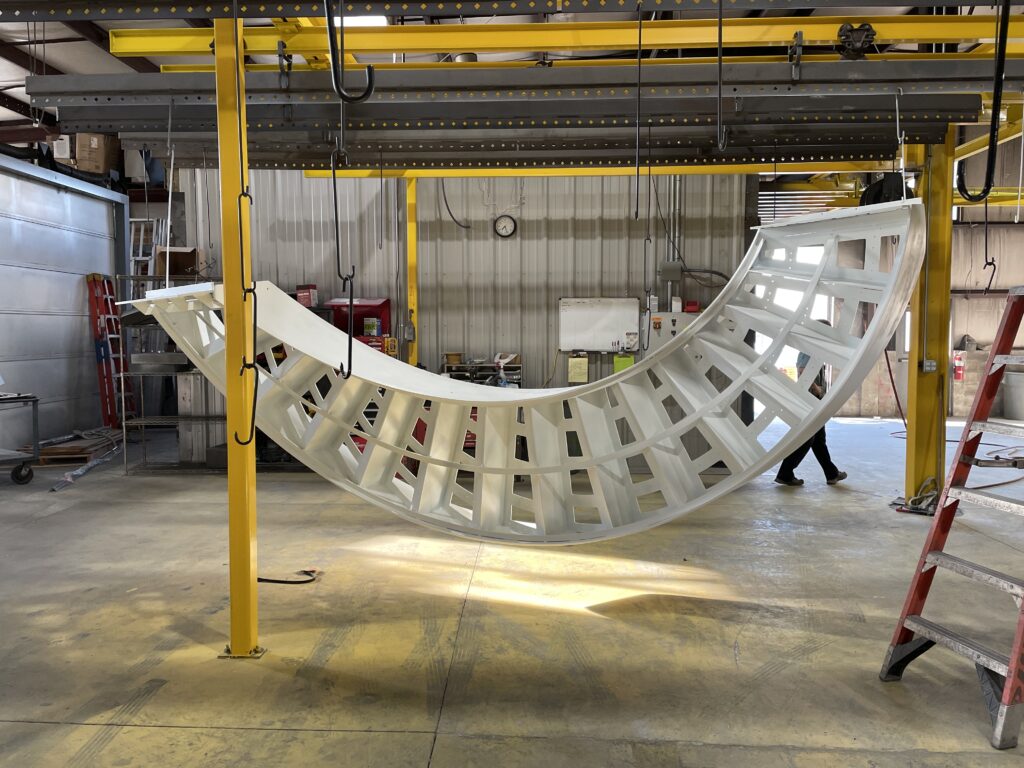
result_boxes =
[296,284,318,308]
[74,133,120,175]
[154,246,199,277]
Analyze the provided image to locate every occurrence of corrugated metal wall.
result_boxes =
[183,170,752,388]
[0,167,116,447]
[953,128,1024,348]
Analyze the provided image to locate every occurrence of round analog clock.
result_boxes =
[494,214,517,238]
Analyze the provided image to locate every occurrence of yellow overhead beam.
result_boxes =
[957,187,1024,206]
[305,161,896,180]
[113,15,1024,58]
[955,119,1024,161]
[160,49,1024,73]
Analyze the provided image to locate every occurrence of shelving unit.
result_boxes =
[442,361,523,387]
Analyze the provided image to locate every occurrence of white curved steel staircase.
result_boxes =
[134,200,925,545]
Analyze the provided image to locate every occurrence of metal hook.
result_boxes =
[324,0,375,104]
[277,40,293,91]
[330,147,356,380]
[895,87,907,200]
[233,285,260,445]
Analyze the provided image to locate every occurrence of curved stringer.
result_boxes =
[134,201,925,545]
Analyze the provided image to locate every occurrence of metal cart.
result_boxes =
[0,393,39,485]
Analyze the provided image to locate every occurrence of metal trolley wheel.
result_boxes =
[10,463,33,485]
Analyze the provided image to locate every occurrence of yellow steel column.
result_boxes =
[905,129,955,505]
[406,178,419,366]
[214,18,262,658]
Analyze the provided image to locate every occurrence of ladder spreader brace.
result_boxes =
[881,286,1024,750]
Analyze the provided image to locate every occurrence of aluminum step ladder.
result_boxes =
[880,287,1024,750]
[128,217,167,300]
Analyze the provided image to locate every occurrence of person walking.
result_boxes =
[774,333,847,488]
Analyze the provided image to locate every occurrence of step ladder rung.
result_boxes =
[904,616,1010,677]
[924,551,1024,598]
[971,420,1024,440]
[993,355,1024,368]
[947,487,1024,516]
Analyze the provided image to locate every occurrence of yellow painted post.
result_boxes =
[905,130,954,505]
[214,18,262,658]
[406,178,419,366]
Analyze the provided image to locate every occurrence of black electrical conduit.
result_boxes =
[957,0,1012,203]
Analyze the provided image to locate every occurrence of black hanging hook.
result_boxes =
[324,0,375,104]
[331,146,356,380]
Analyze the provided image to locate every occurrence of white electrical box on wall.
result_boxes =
[558,297,640,353]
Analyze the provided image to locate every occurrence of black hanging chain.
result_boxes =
[230,0,259,446]
[331,147,356,380]
[323,0,377,381]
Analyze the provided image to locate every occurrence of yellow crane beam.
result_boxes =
[159,50,1024,73]
[112,15,1024,58]
[304,161,896,179]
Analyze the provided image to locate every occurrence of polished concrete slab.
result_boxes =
[2,418,1024,766]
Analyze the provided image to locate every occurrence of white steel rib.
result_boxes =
[134,200,925,545]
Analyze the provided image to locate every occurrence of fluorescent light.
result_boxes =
[335,15,388,26]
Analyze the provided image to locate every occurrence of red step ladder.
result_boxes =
[880,287,1024,749]
[86,273,136,429]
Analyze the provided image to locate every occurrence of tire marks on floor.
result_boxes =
[65,678,166,768]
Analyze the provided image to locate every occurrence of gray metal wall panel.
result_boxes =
[0,168,116,448]
[184,170,751,388]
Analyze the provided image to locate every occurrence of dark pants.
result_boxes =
[777,426,839,482]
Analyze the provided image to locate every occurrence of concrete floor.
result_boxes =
[3,419,1024,767]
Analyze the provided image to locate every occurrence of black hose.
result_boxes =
[957,0,1012,203]
[440,178,470,230]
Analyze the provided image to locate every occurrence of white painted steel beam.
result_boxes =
[134,201,925,545]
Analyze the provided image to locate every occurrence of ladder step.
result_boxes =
[904,616,1010,677]
[947,487,1024,516]
[924,551,1024,598]
[993,355,1024,367]
[971,420,1024,440]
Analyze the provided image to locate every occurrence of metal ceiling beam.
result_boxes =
[0,0,1023,20]
[955,119,1024,161]
[61,20,159,73]
[107,16,1024,58]
[0,91,54,125]
[28,59,1018,103]
[0,38,62,75]
[0,122,55,142]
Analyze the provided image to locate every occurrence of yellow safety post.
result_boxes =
[905,130,955,506]
[214,18,262,659]
[406,178,418,367]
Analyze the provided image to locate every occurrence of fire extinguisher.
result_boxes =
[953,352,965,382]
